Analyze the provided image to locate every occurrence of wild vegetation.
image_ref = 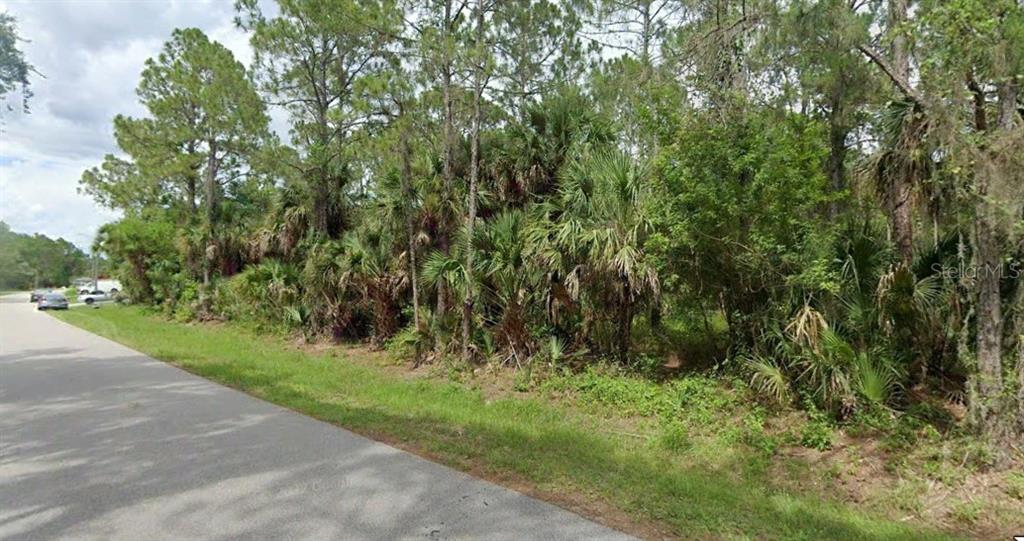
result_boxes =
[0,221,87,289]
[57,0,1024,536]
[57,304,1021,539]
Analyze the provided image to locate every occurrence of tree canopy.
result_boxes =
[83,0,1024,448]
[0,222,87,289]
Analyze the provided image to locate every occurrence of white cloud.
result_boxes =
[0,0,267,250]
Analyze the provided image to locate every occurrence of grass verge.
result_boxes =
[53,305,962,541]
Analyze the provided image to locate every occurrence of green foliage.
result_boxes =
[71,0,1024,471]
[745,355,791,406]
[215,259,300,328]
[0,11,34,110]
[0,221,88,289]
[656,421,690,452]
[800,405,836,451]
[651,109,836,348]
[949,500,983,525]
[853,354,900,405]
[544,366,675,418]
[55,305,959,540]
[95,216,178,304]
[172,283,199,323]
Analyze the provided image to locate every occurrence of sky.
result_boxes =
[0,0,263,251]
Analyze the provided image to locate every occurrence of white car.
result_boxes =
[80,290,112,305]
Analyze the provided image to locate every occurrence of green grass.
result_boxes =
[52,305,963,541]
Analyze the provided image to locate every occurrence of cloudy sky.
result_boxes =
[0,0,261,251]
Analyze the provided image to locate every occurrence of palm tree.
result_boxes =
[302,239,356,341]
[488,89,615,205]
[477,209,541,359]
[342,229,409,347]
[422,225,483,356]
[251,184,310,262]
[861,99,934,266]
[538,149,660,363]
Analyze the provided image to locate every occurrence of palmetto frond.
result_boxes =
[746,355,792,405]
[558,150,659,300]
[853,353,901,405]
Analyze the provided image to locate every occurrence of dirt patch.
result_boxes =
[771,431,1024,539]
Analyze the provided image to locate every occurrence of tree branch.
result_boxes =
[857,44,925,108]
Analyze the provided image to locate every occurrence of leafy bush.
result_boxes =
[852,353,901,405]
[544,366,675,417]
[672,375,740,426]
[216,260,301,329]
[172,281,199,322]
[800,403,835,451]
[800,420,834,451]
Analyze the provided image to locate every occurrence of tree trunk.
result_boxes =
[888,0,914,266]
[1002,77,1023,437]
[400,119,420,332]
[970,77,1018,438]
[442,0,454,193]
[312,95,332,238]
[462,0,484,363]
[973,212,1005,415]
[436,0,455,323]
[1016,279,1024,435]
[617,279,632,365]
[891,174,914,266]
[889,0,908,84]
[312,173,330,237]
[827,91,848,219]
[202,141,219,311]
[183,138,198,215]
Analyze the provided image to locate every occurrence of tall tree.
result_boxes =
[114,29,268,295]
[770,0,876,216]
[490,0,588,115]
[461,0,490,362]
[590,0,683,66]
[885,0,916,266]
[589,0,685,153]
[371,53,426,332]
[0,12,35,111]
[413,0,470,320]
[861,0,1024,439]
[664,0,762,108]
[238,0,400,238]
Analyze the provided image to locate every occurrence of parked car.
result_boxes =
[80,290,112,305]
[37,293,69,310]
[78,280,121,296]
[29,289,50,302]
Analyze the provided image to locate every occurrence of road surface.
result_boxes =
[0,293,633,540]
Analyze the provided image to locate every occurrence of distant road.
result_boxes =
[0,293,633,540]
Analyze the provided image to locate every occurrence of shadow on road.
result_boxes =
[0,345,626,540]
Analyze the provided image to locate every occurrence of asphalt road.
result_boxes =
[0,293,634,541]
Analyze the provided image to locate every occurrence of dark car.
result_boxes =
[37,293,69,311]
[29,289,49,302]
